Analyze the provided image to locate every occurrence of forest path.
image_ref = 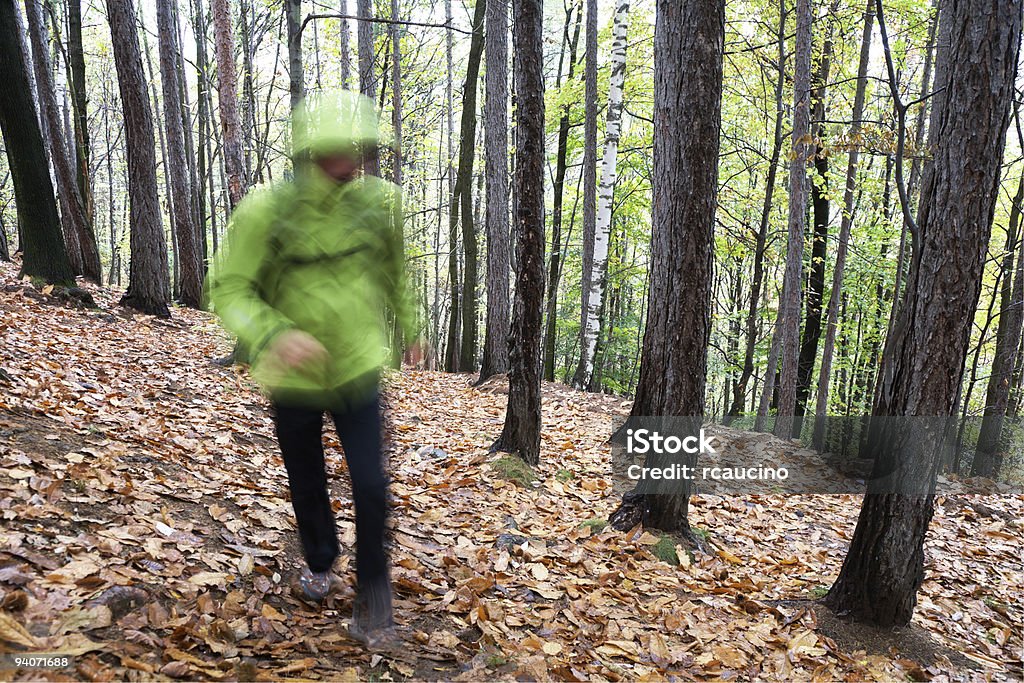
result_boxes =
[0,262,1021,681]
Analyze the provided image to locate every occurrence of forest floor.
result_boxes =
[0,260,1022,682]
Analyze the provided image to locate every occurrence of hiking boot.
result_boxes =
[350,577,398,650]
[291,567,334,605]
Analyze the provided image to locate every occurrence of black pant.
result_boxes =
[272,392,388,583]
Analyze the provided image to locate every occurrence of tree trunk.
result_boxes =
[193,0,211,267]
[973,173,1024,477]
[479,0,511,381]
[906,0,938,211]
[543,2,583,382]
[156,0,203,308]
[357,0,379,177]
[572,0,599,389]
[609,0,723,534]
[493,0,545,465]
[1009,333,1024,418]
[442,0,460,372]
[772,0,812,439]
[824,0,1020,626]
[755,312,782,432]
[106,0,171,317]
[577,0,630,391]
[286,0,304,118]
[452,0,486,372]
[0,0,74,285]
[25,0,102,284]
[339,0,351,87]
[725,0,785,422]
[811,0,874,451]
[102,72,120,285]
[211,0,245,211]
[793,16,835,437]
[239,0,254,185]
[390,0,402,185]
[67,0,92,224]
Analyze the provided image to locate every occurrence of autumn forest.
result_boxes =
[0,0,1022,678]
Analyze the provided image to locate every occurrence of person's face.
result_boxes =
[314,153,360,183]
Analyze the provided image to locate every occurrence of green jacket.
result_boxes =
[209,93,414,409]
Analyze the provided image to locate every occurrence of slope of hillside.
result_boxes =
[1,262,1020,681]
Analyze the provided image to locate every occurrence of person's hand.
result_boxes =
[265,330,329,375]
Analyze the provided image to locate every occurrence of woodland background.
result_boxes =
[1,0,1021,480]
[0,0,1023,676]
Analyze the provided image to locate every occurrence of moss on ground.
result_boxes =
[490,455,536,487]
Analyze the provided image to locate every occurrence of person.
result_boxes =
[209,91,416,649]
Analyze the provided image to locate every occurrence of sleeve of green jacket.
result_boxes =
[382,185,417,345]
[208,188,295,358]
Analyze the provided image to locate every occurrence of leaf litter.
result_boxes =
[0,261,1022,681]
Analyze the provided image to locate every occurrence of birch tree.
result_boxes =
[576,0,630,390]
[572,0,598,389]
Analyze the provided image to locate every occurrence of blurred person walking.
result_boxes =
[210,91,416,649]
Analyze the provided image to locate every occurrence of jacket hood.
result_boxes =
[292,90,383,159]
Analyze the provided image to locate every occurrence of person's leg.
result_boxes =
[330,392,394,641]
[272,403,340,574]
[329,392,388,584]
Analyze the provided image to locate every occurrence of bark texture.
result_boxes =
[573,0,599,389]
[479,0,511,381]
[772,0,811,439]
[286,0,304,116]
[25,0,101,283]
[0,0,74,285]
[793,19,834,436]
[613,0,724,533]
[106,0,171,317]
[339,0,351,87]
[457,0,486,371]
[357,0,379,177]
[825,0,1021,626]
[494,0,545,465]
[156,0,203,308]
[211,0,245,210]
